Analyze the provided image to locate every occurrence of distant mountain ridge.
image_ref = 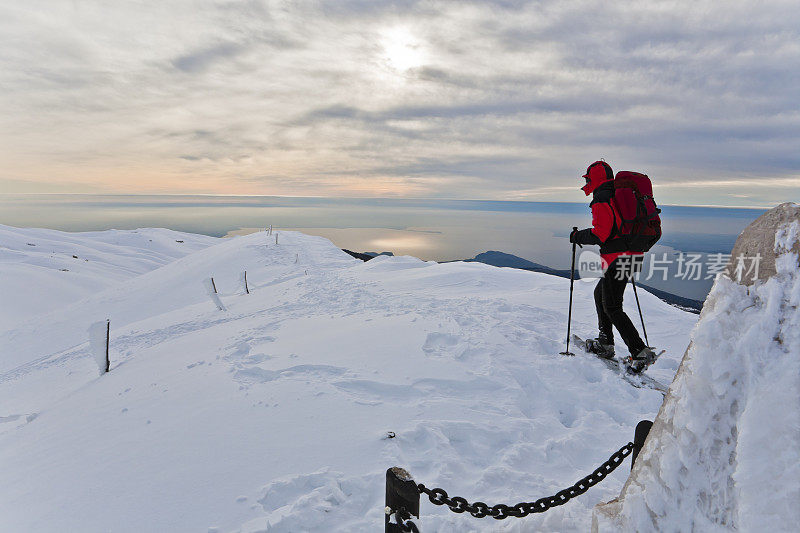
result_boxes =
[341,249,393,261]
[463,251,703,313]
[463,250,574,278]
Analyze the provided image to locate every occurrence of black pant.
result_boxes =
[594,259,645,355]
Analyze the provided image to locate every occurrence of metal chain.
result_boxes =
[417,442,634,519]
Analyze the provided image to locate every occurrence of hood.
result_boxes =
[581,161,614,196]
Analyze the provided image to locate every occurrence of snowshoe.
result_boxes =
[585,338,615,359]
[570,335,668,393]
[626,347,659,374]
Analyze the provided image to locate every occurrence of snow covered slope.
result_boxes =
[0,224,216,329]
[0,229,697,532]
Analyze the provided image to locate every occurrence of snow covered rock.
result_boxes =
[725,202,800,284]
[593,203,800,532]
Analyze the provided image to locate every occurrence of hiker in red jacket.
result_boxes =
[569,161,656,372]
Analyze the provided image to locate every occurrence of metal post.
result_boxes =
[211,277,218,294]
[560,227,578,356]
[244,271,249,294]
[105,319,110,373]
[385,467,419,532]
[631,420,653,470]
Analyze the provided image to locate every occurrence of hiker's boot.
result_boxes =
[627,347,657,373]
[586,336,615,359]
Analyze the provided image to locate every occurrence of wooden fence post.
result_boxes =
[105,319,110,373]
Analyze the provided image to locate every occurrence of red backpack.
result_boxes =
[612,171,662,252]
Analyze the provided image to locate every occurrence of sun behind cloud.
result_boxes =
[379,26,426,72]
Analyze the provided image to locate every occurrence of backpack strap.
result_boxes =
[594,199,620,241]
[607,200,620,240]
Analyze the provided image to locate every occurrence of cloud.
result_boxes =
[171,42,246,73]
[0,0,798,205]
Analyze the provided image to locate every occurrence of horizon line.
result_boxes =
[0,192,779,210]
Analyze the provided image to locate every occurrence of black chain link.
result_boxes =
[417,442,633,519]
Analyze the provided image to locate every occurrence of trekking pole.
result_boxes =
[560,227,578,356]
[630,272,650,348]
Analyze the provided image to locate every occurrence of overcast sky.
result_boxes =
[1,0,798,206]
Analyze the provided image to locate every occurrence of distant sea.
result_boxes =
[0,194,766,301]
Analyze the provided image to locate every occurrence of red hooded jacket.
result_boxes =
[573,162,642,268]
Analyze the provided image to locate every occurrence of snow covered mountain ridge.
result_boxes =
[0,227,699,531]
[0,225,217,329]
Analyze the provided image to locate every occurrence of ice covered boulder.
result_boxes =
[725,202,800,284]
[593,203,800,532]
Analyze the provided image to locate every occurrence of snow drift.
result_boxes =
[593,203,800,532]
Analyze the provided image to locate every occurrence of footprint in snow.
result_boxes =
[257,469,347,514]
[455,346,490,362]
[226,341,251,359]
[332,379,418,403]
[280,364,346,379]
[234,364,346,386]
[0,413,37,432]
[234,367,280,384]
[245,353,272,364]
[421,332,460,356]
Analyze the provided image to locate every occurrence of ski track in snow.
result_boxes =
[0,230,697,532]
